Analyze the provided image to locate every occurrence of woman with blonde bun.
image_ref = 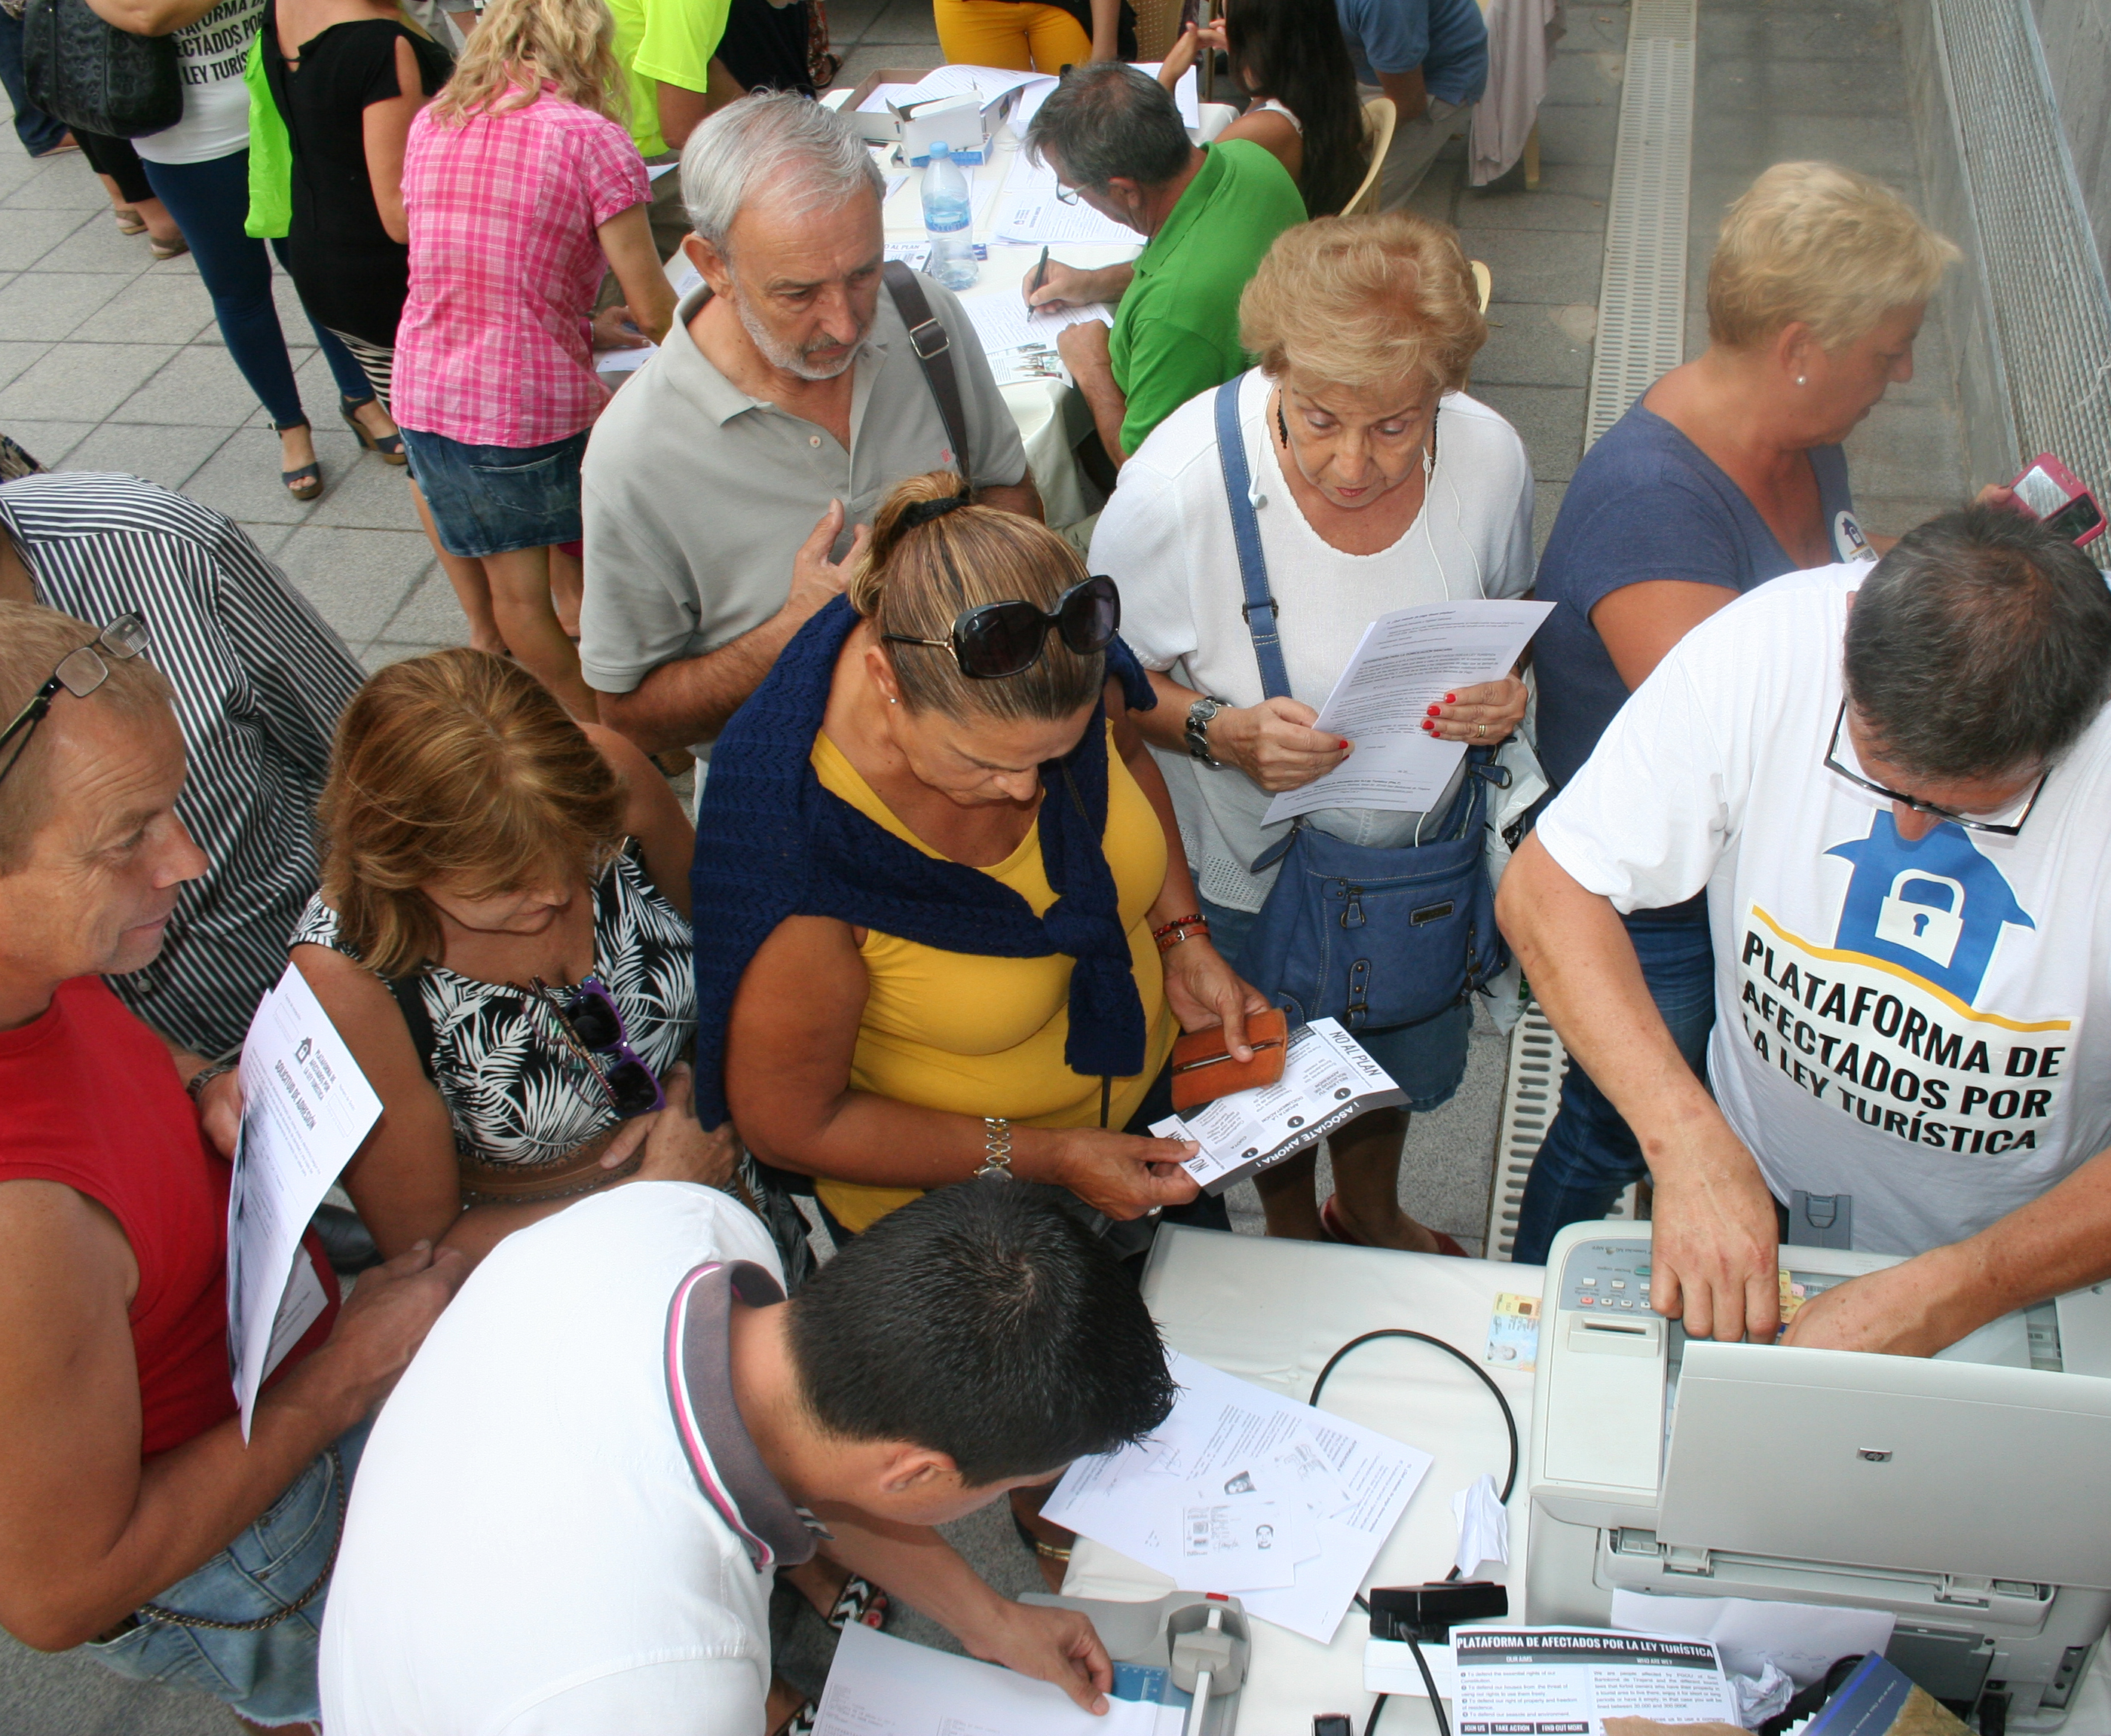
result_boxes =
[699,470,1267,1246]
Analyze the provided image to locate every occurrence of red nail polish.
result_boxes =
[1426,704,1440,718]
[1337,738,1350,750]
[1421,720,1434,733]
[1445,693,1458,703]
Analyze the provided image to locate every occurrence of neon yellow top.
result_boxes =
[605,0,668,158]
[629,0,733,122]
[809,726,1178,1233]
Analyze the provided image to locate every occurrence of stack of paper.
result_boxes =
[813,1624,1180,1736]
[991,150,1145,246]
[1044,1350,1434,1643]
[1451,1628,1740,1733]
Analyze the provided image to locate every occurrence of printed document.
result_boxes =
[225,964,381,1436]
[1451,1628,1739,1734]
[1045,1350,1434,1643]
[813,1624,1179,1736]
[992,151,1145,246]
[1151,1017,1406,1194]
[1262,600,1553,824]
[964,292,1115,358]
[1608,1591,1894,1688]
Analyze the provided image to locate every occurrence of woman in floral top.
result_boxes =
[291,648,723,1261]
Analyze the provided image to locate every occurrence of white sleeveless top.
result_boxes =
[1251,96,1304,133]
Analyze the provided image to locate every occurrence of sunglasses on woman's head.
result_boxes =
[882,574,1121,680]
[529,975,665,1118]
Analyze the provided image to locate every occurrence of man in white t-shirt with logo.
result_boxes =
[319,1182,1175,1733]
[1498,506,2111,1355]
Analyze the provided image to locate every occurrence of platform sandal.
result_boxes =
[340,395,407,465]
[274,418,323,503]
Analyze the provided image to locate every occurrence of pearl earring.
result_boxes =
[889,695,898,704]
[1796,375,1807,386]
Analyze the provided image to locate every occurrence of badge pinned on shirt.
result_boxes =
[1834,510,1877,563]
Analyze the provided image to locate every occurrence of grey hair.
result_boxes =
[681,91,884,249]
[1843,506,2111,782]
[1024,62,1192,191]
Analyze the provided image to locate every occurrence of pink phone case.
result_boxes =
[2010,451,2106,546]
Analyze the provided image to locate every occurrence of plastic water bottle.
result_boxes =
[920,142,978,291]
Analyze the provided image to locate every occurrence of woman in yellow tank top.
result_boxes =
[714,473,1267,1237]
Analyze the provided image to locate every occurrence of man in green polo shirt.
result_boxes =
[1023,63,1305,463]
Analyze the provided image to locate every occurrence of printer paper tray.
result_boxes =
[1594,1531,2059,1634]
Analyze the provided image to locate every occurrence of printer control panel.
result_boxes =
[1556,1236,1654,1314]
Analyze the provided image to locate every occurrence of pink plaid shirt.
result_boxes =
[393,87,648,449]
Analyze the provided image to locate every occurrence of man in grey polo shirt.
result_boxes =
[581,93,1039,763]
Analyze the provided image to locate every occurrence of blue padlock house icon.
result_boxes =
[1874,870,1966,967]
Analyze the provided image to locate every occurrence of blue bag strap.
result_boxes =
[1213,378,1292,701]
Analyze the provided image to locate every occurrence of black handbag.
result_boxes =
[22,0,182,140]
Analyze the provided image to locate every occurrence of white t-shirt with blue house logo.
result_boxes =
[1536,564,2111,1256]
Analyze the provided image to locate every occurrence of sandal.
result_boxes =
[149,234,189,261]
[774,1702,818,1736]
[273,418,323,503]
[340,394,407,466]
[115,208,147,235]
[824,1574,889,1632]
[1319,1194,1467,1257]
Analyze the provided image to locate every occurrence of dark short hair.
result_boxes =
[1843,505,2111,781]
[785,1185,1176,1485]
[1026,62,1192,191]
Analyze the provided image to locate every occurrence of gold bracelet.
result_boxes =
[974,1117,1014,1180]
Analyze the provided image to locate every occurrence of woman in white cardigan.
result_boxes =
[1093,212,1534,1251]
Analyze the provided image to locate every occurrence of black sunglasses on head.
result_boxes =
[883,574,1120,680]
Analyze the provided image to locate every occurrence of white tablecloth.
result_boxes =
[1065,1225,1544,1734]
[877,129,1141,528]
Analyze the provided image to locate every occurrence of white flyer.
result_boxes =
[1151,1018,1406,1194]
[1045,1350,1434,1643]
[1451,1628,1739,1735]
[1262,600,1554,824]
[992,151,1146,246]
[813,1623,1179,1736]
[225,964,382,1437]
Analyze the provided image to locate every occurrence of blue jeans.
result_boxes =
[0,11,72,156]
[81,1417,372,1727]
[1511,912,1717,1267]
[399,424,591,558]
[1199,895,1472,1111]
[138,149,373,426]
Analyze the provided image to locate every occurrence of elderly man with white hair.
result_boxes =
[580,92,1040,767]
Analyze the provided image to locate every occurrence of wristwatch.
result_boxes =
[1185,694,1230,766]
[974,1117,1014,1180]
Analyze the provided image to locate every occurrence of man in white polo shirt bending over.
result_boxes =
[1498,506,2111,1355]
[319,1182,1175,1733]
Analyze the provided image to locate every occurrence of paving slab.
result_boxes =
[1458,162,1611,234]
[1454,225,1605,307]
[58,423,234,493]
[29,213,176,276]
[1473,303,1596,389]
[115,344,285,428]
[376,567,471,646]
[70,274,223,347]
[0,206,95,273]
[835,42,942,84]
[275,524,442,645]
[183,424,341,527]
[0,341,180,423]
[1,155,109,210]
[1691,110,1917,178]
[0,271,133,343]
[1529,96,1620,167]
[0,419,96,467]
[0,340,54,393]
[304,442,423,532]
[1697,53,1909,115]
[1473,384,1589,481]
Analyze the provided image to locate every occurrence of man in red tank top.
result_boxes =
[0,601,467,1729]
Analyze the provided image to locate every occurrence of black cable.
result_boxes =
[1313,1328,1514,1736]
[1306,1328,1522,1503]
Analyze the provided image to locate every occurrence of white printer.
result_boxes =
[1525,1220,2111,1726]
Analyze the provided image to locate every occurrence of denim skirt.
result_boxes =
[399,425,589,558]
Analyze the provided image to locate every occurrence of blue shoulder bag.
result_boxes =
[1213,379,1510,1032]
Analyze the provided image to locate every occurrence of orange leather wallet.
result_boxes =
[1169,1006,1290,1112]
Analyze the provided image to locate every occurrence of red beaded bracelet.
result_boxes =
[1152,913,1210,952]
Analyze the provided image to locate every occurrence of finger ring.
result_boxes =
[1476,722,1488,739]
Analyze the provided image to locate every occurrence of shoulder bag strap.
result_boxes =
[385,973,439,1082]
[1213,377,1291,701]
[882,261,971,487]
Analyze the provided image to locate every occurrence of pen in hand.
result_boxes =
[1029,245,1051,310]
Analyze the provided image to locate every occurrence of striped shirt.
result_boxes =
[0,473,366,1056]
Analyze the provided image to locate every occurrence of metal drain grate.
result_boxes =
[1583,0,1696,450]
[1929,0,2111,539]
[1482,1002,1638,1261]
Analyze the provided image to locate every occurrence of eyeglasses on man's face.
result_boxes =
[0,613,151,794]
[1822,700,2050,837]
